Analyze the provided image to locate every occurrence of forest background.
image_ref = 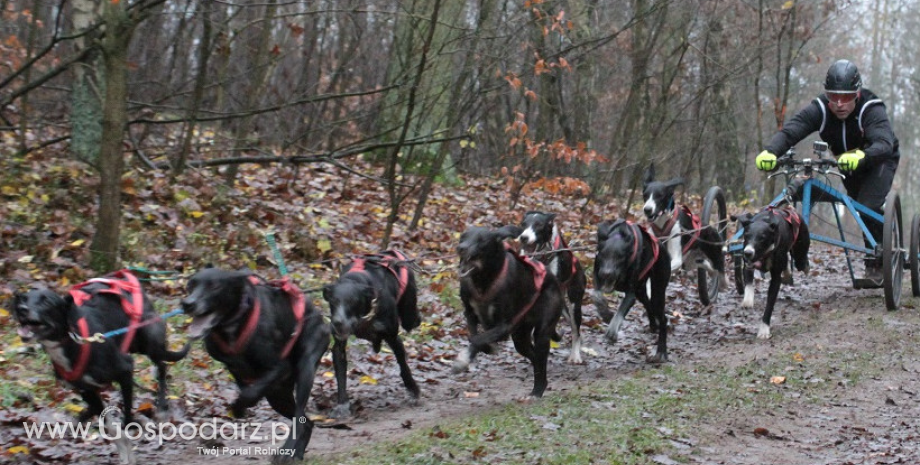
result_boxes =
[1,0,918,272]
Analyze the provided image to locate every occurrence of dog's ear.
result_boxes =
[597,220,616,242]
[665,177,685,189]
[643,164,655,187]
[547,213,557,223]
[322,284,334,302]
[497,225,523,239]
[731,213,754,227]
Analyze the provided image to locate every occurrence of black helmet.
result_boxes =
[824,59,861,92]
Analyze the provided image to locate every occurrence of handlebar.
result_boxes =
[768,141,846,179]
[774,156,838,168]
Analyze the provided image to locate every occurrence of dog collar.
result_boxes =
[650,208,679,238]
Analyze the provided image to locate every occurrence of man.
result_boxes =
[755,59,900,281]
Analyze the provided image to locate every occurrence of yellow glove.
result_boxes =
[838,149,865,171]
[755,150,777,171]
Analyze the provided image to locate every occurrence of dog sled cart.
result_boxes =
[718,140,920,311]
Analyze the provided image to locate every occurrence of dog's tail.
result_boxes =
[160,342,192,362]
[469,323,513,352]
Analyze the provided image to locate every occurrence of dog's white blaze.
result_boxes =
[643,198,657,216]
[645,280,652,298]
[742,284,754,308]
[757,322,771,339]
[518,227,536,244]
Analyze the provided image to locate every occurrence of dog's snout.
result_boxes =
[643,205,654,217]
[180,297,197,313]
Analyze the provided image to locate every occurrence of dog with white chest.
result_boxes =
[733,206,810,339]
[517,211,587,364]
[592,219,672,363]
[641,165,725,297]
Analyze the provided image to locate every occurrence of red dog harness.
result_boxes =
[211,276,307,359]
[649,205,701,255]
[69,270,144,354]
[56,318,92,382]
[628,222,660,282]
[551,233,579,288]
[469,244,547,326]
[347,250,411,302]
[766,206,803,244]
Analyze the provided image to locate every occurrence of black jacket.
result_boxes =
[765,88,899,164]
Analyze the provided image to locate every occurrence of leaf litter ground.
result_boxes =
[1,158,920,464]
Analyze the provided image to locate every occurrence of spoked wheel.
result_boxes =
[882,191,903,310]
[910,213,920,297]
[698,186,727,305]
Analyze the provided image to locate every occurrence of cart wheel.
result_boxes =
[882,191,903,310]
[698,186,727,305]
[910,213,920,297]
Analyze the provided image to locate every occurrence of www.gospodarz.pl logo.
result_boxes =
[23,406,302,449]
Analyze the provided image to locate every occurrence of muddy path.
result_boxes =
[4,244,919,465]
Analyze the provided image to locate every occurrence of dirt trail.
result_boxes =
[5,244,919,465]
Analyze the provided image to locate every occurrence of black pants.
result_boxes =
[789,158,897,251]
[843,159,897,249]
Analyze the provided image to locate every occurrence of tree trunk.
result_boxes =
[381,0,441,248]
[174,0,213,176]
[89,2,137,272]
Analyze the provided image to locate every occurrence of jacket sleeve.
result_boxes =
[764,100,823,156]
[859,102,896,160]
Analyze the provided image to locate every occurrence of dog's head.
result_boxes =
[517,211,556,252]
[641,164,685,221]
[594,219,640,292]
[181,267,252,340]
[12,289,70,342]
[734,211,779,270]
[457,225,522,276]
[322,278,375,341]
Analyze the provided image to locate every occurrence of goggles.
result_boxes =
[826,91,858,105]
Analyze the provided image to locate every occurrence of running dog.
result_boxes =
[181,268,330,463]
[454,225,564,397]
[13,271,190,464]
[641,165,724,288]
[323,250,421,418]
[517,211,587,364]
[592,219,671,363]
[734,206,810,339]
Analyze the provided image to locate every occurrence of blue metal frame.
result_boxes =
[727,175,885,287]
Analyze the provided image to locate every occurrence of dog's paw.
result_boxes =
[330,402,352,419]
[742,285,755,308]
[452,350,471,373]
[271,453,296,465]
[604,328,619,344]
[757,323,772,339]
[567,351,584,365]
[230,402,249,419]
